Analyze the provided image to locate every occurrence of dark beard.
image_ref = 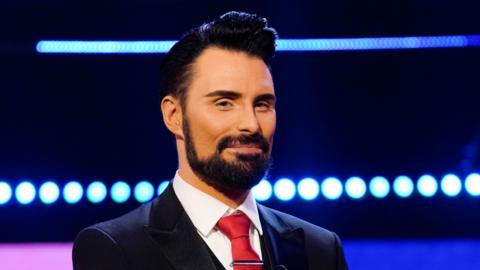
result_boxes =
[183,117,271,191]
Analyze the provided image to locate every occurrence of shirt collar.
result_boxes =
[172,171,263,237]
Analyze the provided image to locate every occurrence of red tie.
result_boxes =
[217,213,263,270]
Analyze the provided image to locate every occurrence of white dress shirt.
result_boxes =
[172,172,263,270]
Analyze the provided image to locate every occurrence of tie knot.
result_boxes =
[217,212,252,240]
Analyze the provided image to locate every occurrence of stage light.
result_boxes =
[345,177,367,199]
[276,36,470,51]
[252,179,273,201]
[86,181,107,203]
[157,181,169,196]
[15,181,36,205]
[36,40,176,54]
[37,35,480,54]
[321,177,343,200]
[39,181,60,204]
[441,174,462,197]
[369,176,390,198]
[110,181,131,203]
[134,181,154,203]
[63,181,83,204]
[465,173,480,196]
[273,178,296,201]
[393,176,414,198]
[297,178,320,201]
[0,181,12,204]
[417,175,438,197]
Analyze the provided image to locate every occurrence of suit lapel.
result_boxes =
[144,184,217,270]
[259,205,308,270]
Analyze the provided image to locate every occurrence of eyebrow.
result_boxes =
[204,90,241,99]
[204,90,276,103]
[254,93,276,104]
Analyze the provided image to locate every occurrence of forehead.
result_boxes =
[188,46,274,96]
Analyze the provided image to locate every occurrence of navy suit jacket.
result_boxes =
[73,184,348,270]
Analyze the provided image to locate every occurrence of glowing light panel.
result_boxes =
[134,181,154,203]
[321,177,343,200]
[252,179,273,201]
[110,181,131,203]
[297,178,320,200]
[36,40,176,54]
[39,181,60,204]
[440,174,462,197]
[417,175,438,197]
[273,178,296,201]
[0,181,12,204]
[36,35,480,54]
[157,181,169,196]
[393,176,414,198]
[86,181,107,203]
[465,173,480,196]
[63,181,83,204]
[15,181,36,204]
[345,177,367,199]
[369,176,390,198]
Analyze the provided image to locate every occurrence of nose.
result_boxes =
[237,105,261,134]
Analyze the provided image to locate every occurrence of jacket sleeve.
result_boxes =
[332,232,348,270]
[72,227,128,270]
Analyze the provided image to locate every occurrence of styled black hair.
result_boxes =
[159,11,278,111]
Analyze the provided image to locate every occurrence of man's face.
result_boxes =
[182,47,276,190]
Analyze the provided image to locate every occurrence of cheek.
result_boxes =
[260,113,276,140]
[187,110,233,154]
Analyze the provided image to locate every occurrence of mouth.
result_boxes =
[225,144,263,154]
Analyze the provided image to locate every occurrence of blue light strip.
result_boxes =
[36,35,480,54]
[36,40,177,54]
[0,173,479,205]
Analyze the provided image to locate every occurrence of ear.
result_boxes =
[160,95,184,139]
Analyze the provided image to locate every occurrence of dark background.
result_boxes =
[1,0,480,242]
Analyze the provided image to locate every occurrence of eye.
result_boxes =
[215,99,234,109]
[255,101,273,111]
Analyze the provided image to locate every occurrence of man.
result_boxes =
[73,11,348,270]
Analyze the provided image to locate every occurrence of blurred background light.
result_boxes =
[252,179,273,201]
[1,174,479,205]
[0,181,12,204]
[417,175,438,197]
[273,178,296,201]
[345,177,367,199]
[441,174,462,197]
[39,181,60,204]
[15,181,36,205]
[110,181,131,203]
[465,173,480,196]
[134,181,154,203]
[36,35,480,54]
[86,181,107,203]
[36,40,176,54]
[157,181,169,196]
[393,176,414,198]
[63,181,83,204]
[321,177,343,200]
[276,36,472,51]
[297,177,320,200]
[369,176,390,198]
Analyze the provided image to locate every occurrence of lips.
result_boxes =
[228,144,262,149]
[226,144,263,154]
[217,133,270,153]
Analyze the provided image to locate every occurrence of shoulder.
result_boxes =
[259,205,348,269]
[259,205,335,234]
[72,202,153,270]
[78,201,152,241]
[259,204,343,248]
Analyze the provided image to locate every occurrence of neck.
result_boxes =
[177,166,249,209]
